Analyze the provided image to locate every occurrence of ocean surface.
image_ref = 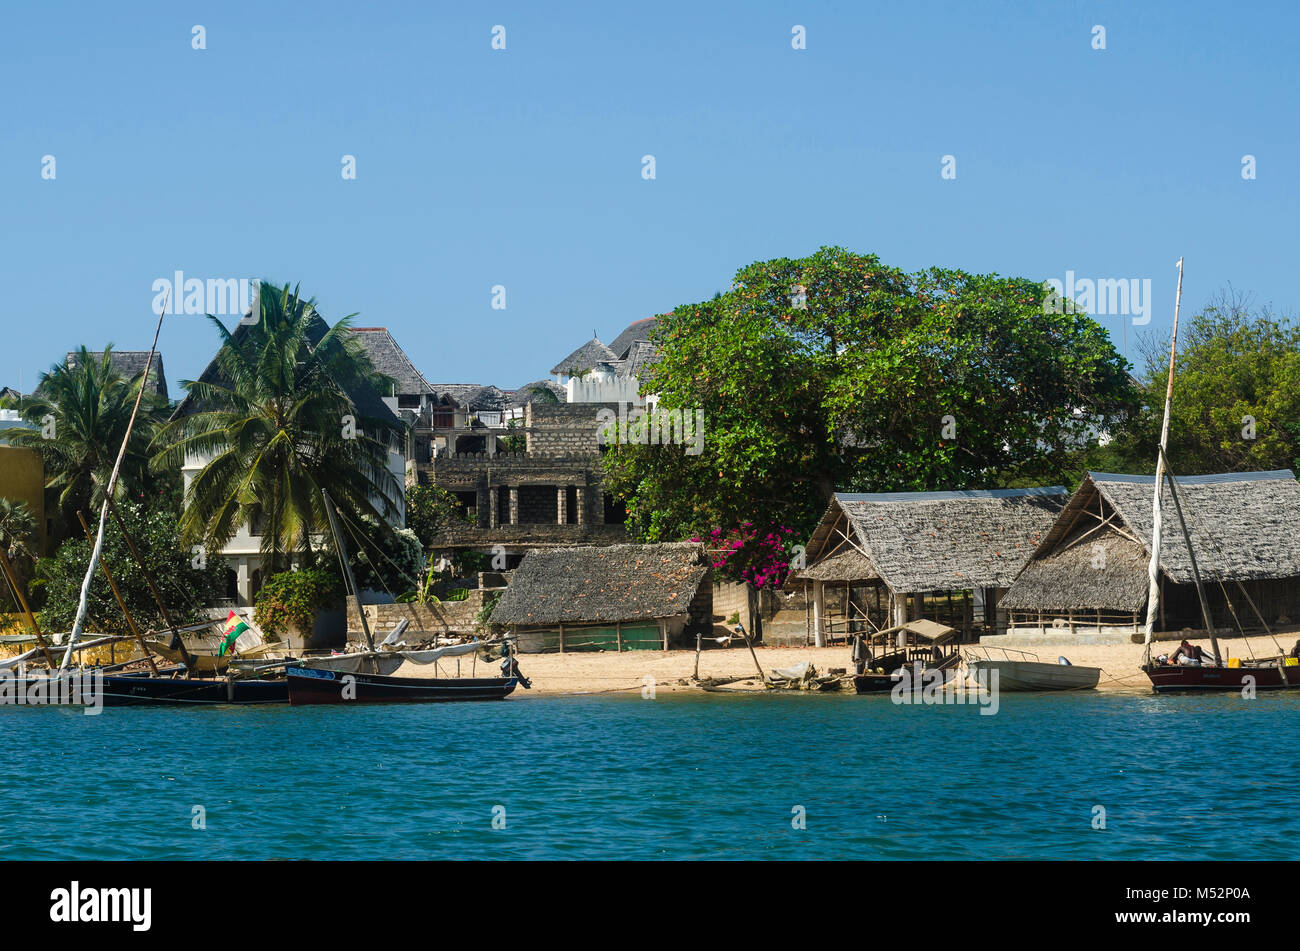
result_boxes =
[2,691,1296,860]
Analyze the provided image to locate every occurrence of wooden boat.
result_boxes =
[851,619,963,694]
[1134,259,1300,693]
[965,655,1100,692]
[283,491,521,706]
[286,665,517,705]
[1145,660,1300,693]
[98,674,289,706]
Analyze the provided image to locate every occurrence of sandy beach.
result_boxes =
[394,633,1296,697]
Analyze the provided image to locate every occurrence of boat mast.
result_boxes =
[1158,450,1222,663]
[61,298,168,671]
[321,488,376,653]
[1142,259,1184,660]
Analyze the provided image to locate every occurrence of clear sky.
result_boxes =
[3,0,1297,393]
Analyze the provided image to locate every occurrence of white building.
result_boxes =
[173,317,407,605]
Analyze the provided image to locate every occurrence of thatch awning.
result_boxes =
[1001,526,1150,612]
[490,542,708,626]
[794,547,878,583]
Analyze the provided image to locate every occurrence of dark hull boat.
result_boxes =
[853,657,962,694]
[99,675,289,706]
[1143,662,1300,693]
[286,665,517,705]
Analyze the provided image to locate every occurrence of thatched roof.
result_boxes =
[66,350,169,400]
[551,337,618,377]
[172,313,396,426]
[508,380,566,407]
[804,487,1068,594]
[428,383,483,407]
[348,328,434,398]
[1003,470,1300,612]
[1000,525,1150,612]
[794,547,878,583]
[490,542,708,626]
[609,317,658,360]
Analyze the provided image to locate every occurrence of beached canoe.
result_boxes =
[286,665,517,705]
[965,658,1100,692]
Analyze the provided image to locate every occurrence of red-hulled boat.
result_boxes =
[286,665,517,704]
[1143,661,1300,693]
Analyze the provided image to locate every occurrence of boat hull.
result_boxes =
[2,673,288,707]
[853,663,961,695]
[99,676,289,706]
[286,666,517,705]
[1144,663,1300,693]
[966,659,1100,692]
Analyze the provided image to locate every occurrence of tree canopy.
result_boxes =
[603,247,1137,573]
[1121,290,1300,476]
[151,283,405,576]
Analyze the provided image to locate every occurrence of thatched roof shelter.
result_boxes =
[551,337,618,377]
[801,487,1068,595]
[1002,470,1300,613]
[490,542,709,626]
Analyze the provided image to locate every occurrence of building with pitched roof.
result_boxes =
[1001,470,1300,639]
[792,487,1068,643]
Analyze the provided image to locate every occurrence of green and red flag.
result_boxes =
[219,611,250,657]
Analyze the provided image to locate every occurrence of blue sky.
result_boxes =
[2,0,1297,393]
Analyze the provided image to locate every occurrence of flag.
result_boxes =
[219,611,250,657]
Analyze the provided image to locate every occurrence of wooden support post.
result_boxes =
[812,581,825,648]
[0,546,56,668]
[694,632,702,679]
[78,511,159,675]
[558,622,565,654]
[616,620,623,652]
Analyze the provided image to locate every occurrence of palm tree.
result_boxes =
[151,283,404,575]
[0,497,38,561]
[0,497,38,610]
[7,346,167,529]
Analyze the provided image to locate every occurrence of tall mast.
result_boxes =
[321,489,376,652]
[1142,259,1184,656]
[61,296,168,671]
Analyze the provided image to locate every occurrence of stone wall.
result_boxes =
[526,402,619,454]
[346,591,491,643]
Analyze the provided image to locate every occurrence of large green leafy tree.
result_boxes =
[4,346,170,538]
[151,283,405,576]
[34,499,228,633]
[1120,291,1300,475]
[604,247,1137,556]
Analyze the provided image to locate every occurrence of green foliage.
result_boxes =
[603,247,1137,544]
[34,500,227,634]
[150,282,404,576]
[0,498,38,564]
[253,568,343,638]
[474,590,502,635]
[405,483,472,549]
[5,345,170,538]
[347,523,424,595]
[1120,291,1300,476]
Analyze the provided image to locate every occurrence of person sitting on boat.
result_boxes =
[500,641,532,689]
[1289,640,1300,660]
[1169,640,1207,666]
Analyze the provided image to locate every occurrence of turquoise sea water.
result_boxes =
[1,691,1296,860]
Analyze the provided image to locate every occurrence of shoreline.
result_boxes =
[394,636,1292,697]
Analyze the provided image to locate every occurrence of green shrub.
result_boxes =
[253,569,343,638]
